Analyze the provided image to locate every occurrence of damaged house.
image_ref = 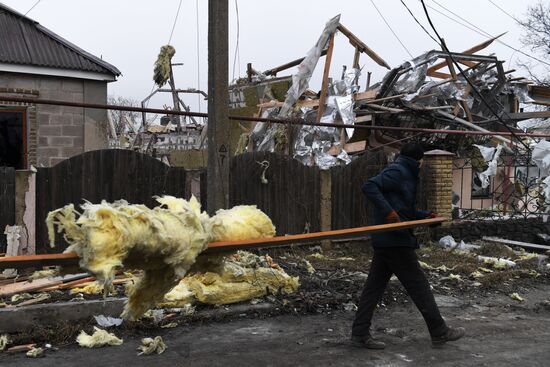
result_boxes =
[0,3,120,168]
[230,15,550,220]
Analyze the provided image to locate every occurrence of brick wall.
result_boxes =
[423,150,454,220]
[0,72,108,167]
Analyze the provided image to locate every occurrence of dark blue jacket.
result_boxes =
[362,155,430,248]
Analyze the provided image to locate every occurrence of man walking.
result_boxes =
[351,143,464,349]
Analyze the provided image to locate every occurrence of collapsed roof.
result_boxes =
[235,16,550,169]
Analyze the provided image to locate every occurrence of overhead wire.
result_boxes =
[231,0,241,81]
[24,0,42,16]
[400,0,439,45]
[428,0,550,67]
[418,0,530,151]
[168,0,183,45]
[196,0,202,113]
[369,0,414,58]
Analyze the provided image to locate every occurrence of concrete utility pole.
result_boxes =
[207,0,230,214]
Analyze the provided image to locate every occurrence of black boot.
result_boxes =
[431,327,465,347]
[351,334,386,349]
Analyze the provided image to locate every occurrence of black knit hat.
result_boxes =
[400,142,424,161]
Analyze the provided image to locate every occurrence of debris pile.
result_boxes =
[46,195,276,319]
[237,16,550,171]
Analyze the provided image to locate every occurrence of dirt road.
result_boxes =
[3,283,550,367]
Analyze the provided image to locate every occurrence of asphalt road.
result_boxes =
[3,286,550,366]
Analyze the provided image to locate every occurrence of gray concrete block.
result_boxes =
[48,114,72,126]
[48,136,74,147]
[38,125,62,136]
[62,125,84,137]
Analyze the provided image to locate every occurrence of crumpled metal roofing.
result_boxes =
[0,3,120,76]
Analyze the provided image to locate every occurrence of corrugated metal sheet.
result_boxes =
[0,4,120,76]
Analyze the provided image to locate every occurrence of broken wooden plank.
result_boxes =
[316,33,335,124]
[263,48,329,76]
[482,236,550,251]
[328,140,367,156]
[7,344,36,354]
[337,24,391,69]
[0,218,447,270]
[0,278,62,297]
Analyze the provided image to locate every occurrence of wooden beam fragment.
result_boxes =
[337,24,391,69]
[0,218,447,270]
[316,33,336,124]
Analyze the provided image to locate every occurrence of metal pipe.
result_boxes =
[1,95,550,138]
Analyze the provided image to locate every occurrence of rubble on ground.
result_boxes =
[46,195,276,320]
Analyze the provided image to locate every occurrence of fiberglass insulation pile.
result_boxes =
[47,195,276,320]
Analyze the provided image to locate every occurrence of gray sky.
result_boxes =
[2,0,545,113]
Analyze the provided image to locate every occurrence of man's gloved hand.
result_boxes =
[385,210,401,223]
[427,211,438,218]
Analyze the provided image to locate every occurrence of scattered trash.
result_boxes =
[138,336,166,356]
[343,302,358,312]
[26,347,44,358]
[303,259,316,274]
[478,256,516,269]
[442,274,463,282]
[71,282,104,295]
[0,334,9,352]
[76,327,123,348]
[28,268,59,281]
[438,236,480,251]
[307,253,326,260]
[94,315,123,327]
[510,293,524,302]
[10,293,34,303]
[47,196,277,320]
[160,322,179,329]
[470,271,484,279]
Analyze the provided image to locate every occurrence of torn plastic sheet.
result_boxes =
[479,145,503,189]
[279,15,340,118]
[334,94,355,138]
[532,140,550,176]
[315,151,339,170]
[344,68,361,94]
[512,84,534,103]
[94,315,123,327]
[473,144,496,162]
[393,52,438,94]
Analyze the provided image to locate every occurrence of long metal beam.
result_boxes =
[0,218,446,270]
[0,96,549,138]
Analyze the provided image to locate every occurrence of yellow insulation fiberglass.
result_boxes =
[47,196,276,320]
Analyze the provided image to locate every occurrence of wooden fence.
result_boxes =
[331,150,387,229]
[35,149,187,253]
[229,152,321,236]
[0,167,15,252]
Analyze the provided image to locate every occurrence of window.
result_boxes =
[0,110,26,169]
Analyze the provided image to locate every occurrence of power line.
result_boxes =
[196,0,202,113]
[168,0,183,45]
[369,0,414,58]
[418,0,530,151]
[231,0,241,81]
[24,0,42,16]
[399,0,439,45]
[486,0,521,23]
[428,0,550,67]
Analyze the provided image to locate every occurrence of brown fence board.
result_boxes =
[35,149,187,253]
[0,166,15,252]
[229,152,320,236]
[331,151,387,229]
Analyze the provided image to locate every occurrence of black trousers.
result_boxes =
[352,246,448,337]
